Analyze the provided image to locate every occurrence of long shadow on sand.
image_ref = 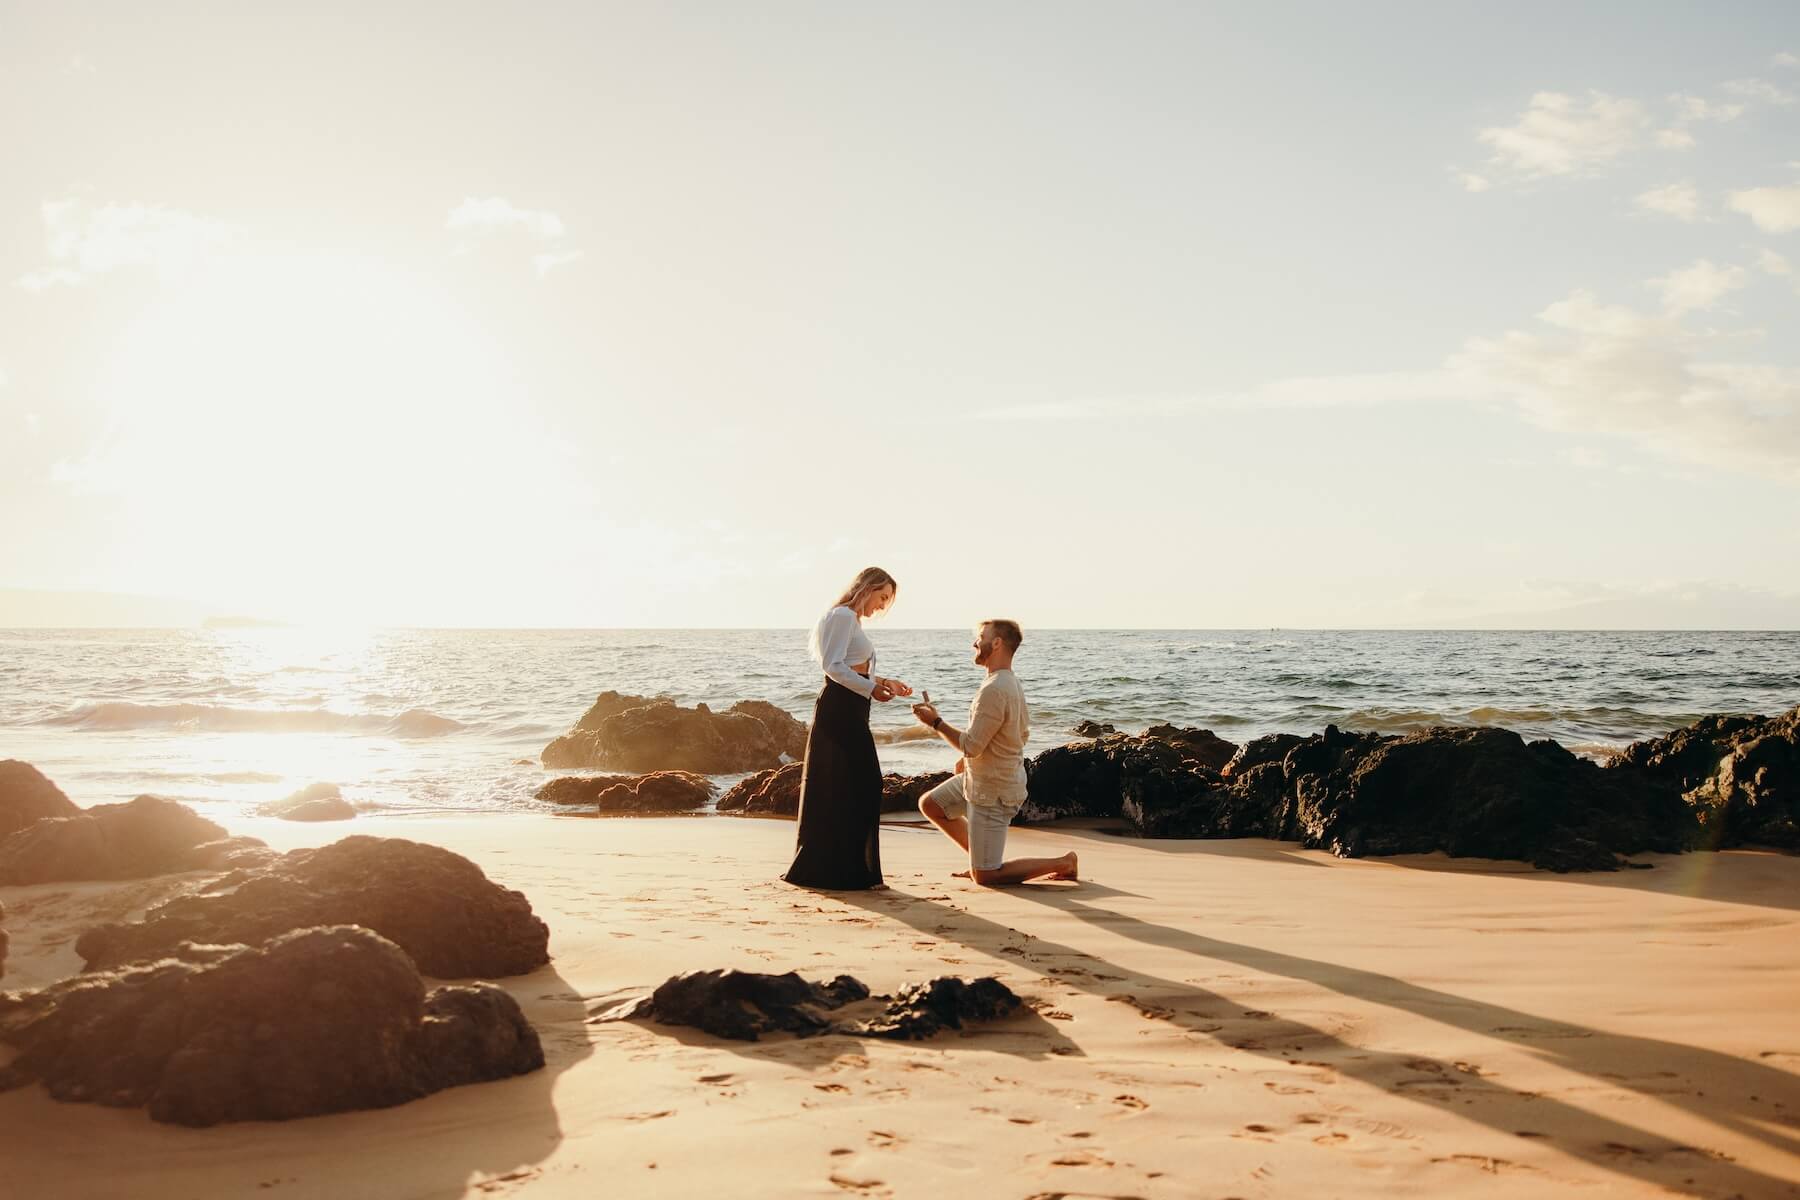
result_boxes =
[1072,827,1800,912]
[838,884,1800,1199]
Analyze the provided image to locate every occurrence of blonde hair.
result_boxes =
[835,566,898,613]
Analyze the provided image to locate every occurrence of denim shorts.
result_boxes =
[923,773,1021,872]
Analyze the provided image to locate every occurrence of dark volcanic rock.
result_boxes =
[75,836,550,979]
[621,969,1023,1042]
[0,925,542,1126]
[1271,725,1695,870]
[0,796,247,885]
[1072,720,1116,737]
[718,762,804,816]
[1223,733,1307,777]
[626,969,870,1040]
[182,837,281,872]
[716,766,949,818]
[0,761,81,839]
[1617,707,1800,851]
[260,782,356,822]
[542,694,807,773]
[536,771,715,813]
[851,977,1023,1040]
[1020,727,1240,824]
[1142,725,1239,771]
[882,771,953,814]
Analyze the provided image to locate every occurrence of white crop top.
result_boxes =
[810,605,877,697]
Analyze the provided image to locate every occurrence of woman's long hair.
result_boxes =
[834,566,897,614]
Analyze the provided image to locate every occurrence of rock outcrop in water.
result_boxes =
[1617,707,1800,850]
[259,782,356,821]
[718,762,804,815]
[1020,722,1716,870]
[76,836,550,979]
[716,765,952,817]
[618,968,1023,1042]
[0,795,274,885]
[0,760,81,839]
[541,691,808,773]
[535,770,715,813]
[0,925,543,1126]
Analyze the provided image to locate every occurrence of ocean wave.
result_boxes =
[41,701,467,738]
[873,724,937,744]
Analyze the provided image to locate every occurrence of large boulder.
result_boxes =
[1022,734,1231,827]
[718,762,804,816]
[536,771,715,813]
[76,836,550,979]
[260,782,356,822]
[1616,707,1800,850]
[716,765,949,818]
[1140,725,1696,871]
[0,796,252,885]
[542,694,806,773]
[1142,725,1239,771]
[0,761,81,839]
[0,925,542,1126]
[882,770,953,814]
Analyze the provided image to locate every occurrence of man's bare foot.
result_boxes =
[1049,852,1079,881]
[951,869,970,879]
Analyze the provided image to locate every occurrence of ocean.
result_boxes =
[2,627,1794,824]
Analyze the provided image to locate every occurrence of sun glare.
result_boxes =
[78,249,535,624]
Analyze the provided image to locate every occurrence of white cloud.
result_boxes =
[1654,128,1697,150]
[1457,172,1491,193]
[445,196,581,279]
[1452,289,1800,477]
[1775,51,1798,68]
[17,199,235,290]
[1758,248,1792,276]
[1633,181,1702,221]
[1478,91,1645,178]
[1669,92,1746,123]
[1722,77,1797,105]
[1728,185,1800,233]
[444,196,566,240]
[1647,259,1747,315]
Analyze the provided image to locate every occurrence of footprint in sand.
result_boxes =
[867,1130,905,1149]
[1430,1154,1539,1176]
[827,1172,891,1196]
[814,1082,851,1093]
[621,1109,675,1121]
[1313,1132,1350,1146]
[1111,1095,1149,1112]
[1264,1082,1313,1095]
[1234,1124,1277,1141]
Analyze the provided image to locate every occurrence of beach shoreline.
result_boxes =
[4,813,1797,1198]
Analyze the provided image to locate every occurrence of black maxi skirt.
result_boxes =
[782,678,883,889]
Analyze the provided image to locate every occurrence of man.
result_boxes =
[910,620,1078,886]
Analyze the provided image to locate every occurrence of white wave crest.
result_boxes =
[42,701,467,738]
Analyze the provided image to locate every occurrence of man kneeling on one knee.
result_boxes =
[911,620,1078,886]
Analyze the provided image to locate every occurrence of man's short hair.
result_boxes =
[983,619,1023,651]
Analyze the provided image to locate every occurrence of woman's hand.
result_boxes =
[871,681,895,703]
[877,677,913,698]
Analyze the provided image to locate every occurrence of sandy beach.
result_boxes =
[2,813,1796,1199]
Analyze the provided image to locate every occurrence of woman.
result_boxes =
[782,567,912,890]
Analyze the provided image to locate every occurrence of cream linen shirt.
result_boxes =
[961,667,1030,807]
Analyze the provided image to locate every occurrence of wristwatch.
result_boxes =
[931,716,944,731]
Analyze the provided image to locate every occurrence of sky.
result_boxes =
[2,1,1798,628]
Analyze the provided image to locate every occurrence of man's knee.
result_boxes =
[920,795,944,821]
[970,866,1006,887]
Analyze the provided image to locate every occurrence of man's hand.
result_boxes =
[877,677,914,699]
[952,756,965,775]
[911,702,940,727]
